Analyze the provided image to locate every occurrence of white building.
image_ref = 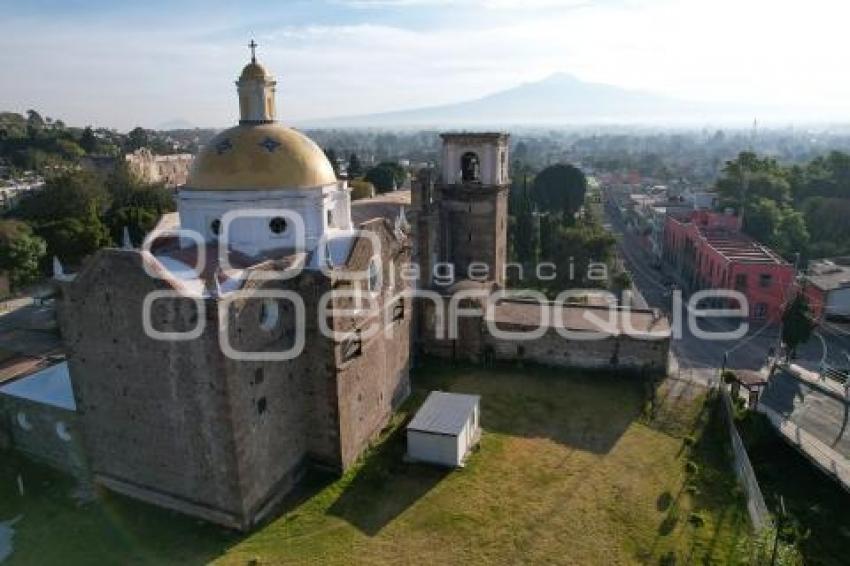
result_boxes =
[407,391,481,467]
[0,178,45,210]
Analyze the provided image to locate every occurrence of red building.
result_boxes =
[663,210,795,322]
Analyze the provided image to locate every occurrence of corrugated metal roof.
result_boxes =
[407,391,479,436]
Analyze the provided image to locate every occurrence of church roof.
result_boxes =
[184,123,337,191]
[239,61,270,81]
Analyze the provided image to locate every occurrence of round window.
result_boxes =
[210,218,222,237]
[16,411,32,431]
[269,216,287,235]
[56,421,72,442]
[259,299,280,331]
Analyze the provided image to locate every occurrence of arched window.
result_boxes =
[367,257,382,293]
[461,152,480,183]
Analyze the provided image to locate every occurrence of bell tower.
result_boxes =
[423,133,510,287]
[236,40,277,124]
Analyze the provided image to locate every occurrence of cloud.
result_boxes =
[1,0,849,129]
[335,0,591,8]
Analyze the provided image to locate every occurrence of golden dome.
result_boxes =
[184,123,337,191]
[239,61,270,81]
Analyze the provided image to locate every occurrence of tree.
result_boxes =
[349,179,375,201]
[106,207,158,246]
[365,162,405,193]
[26,109,45,138]
[79,126,98,154]
[37,211,110,268]
[0,220,46,290]
[781,294,815,360]
[716,151,791,208]
[743,198,782,244]
[510,175,538,267]
[126,127,149,151]
[531,163,587,220]
[324,148,340,177]
[802,197,850,257]
[347,153,364,179]
[11,171,109,223]
[775,209,809,256]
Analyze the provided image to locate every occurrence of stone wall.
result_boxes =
[418,298,670,376]
[59,250,247,528]
[125,148,193,187]
[57,217,414,529]
[332,219,412,468]
[0,394,84,476]
[483,328,669,374]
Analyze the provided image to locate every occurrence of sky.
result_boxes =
[1,0,848,130]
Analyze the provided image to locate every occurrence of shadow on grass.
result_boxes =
[738,411,850,565]
[329,359,650,536]
[412,359,647,455]
[328,423,449,536]
[0,451,238,565]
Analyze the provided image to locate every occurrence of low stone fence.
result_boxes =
[719,387,771,530]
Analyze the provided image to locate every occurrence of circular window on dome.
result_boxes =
[259,299,280,331]
[210,218,222,238]
[269,216,287,235]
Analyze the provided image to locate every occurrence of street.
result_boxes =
[601,199,844,384]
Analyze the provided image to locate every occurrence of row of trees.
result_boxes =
[0,110,188,177]
[715,151,850,259]
[323,148,407,196]
[509,163,619,293]
[0,164,175,290]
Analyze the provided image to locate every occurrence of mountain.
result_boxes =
[302,73,755,128]
[157,118,196,131]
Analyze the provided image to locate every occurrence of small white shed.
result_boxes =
[407,391,481,467]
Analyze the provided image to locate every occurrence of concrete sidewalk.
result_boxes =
[779,362,847,400]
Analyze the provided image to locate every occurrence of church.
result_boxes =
[0,47,670,531]
[55,50,414,529]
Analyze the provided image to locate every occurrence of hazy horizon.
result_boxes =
[2,0,849,131]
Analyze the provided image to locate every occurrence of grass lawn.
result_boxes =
[0,363,751,565]
[737,412,850,565]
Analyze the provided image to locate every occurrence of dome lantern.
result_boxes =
[236,39,276,124]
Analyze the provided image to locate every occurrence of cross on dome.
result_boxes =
[249,39,258,63]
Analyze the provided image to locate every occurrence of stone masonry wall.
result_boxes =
[333,220,412,469]
[59,250,246,525]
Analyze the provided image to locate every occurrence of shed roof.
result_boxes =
[0,361,75,411]
[407,391,480,436]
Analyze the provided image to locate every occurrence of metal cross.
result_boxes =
[249,39,258,62]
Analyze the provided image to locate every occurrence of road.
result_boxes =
[761,367,850,459]
[603,199,796,385]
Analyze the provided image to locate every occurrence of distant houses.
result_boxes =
[803,258,850,322]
